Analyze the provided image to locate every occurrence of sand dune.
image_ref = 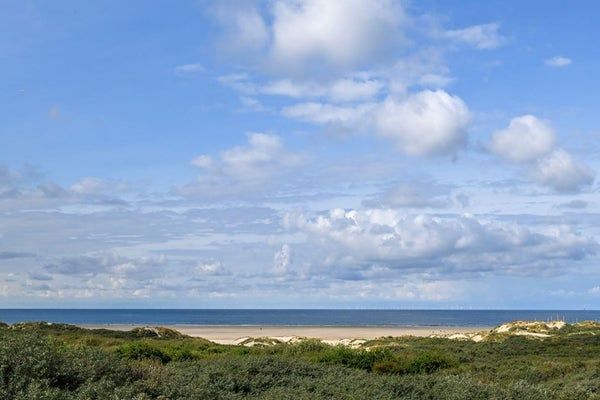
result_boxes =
[81,324,490,345]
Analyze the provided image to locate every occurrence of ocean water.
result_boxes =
[0,309,599,326]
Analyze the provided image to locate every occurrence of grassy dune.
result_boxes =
[1,321,599,399]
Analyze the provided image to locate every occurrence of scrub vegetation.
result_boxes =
[1,321,600,399]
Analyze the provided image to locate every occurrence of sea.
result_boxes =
[0,309,599,326]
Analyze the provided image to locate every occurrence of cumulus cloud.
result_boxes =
[213,1,502,75]
[488,115,595,192]
[374,90,471,155]
[545,56,572,68]
[443,23,505,49]
[210,2,481,157]
[534,149,595,192]
[212,2,457,110]
[194,260,231,276]
[489,115,556,162]
[284,208,597,276]
[178,133,304,199]
[212,0,404,75]
[284,90,471,156]
[269,0,404,73]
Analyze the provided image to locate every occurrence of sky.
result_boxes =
[1,0,600,309]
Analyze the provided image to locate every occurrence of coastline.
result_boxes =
[79,324,491,345]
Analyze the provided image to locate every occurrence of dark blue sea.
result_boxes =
[0,309,599,326]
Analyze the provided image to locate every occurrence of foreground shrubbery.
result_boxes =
[0,323,599,399]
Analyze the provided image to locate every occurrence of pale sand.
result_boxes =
[80,324,491,345]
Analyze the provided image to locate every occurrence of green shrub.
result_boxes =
[316,346,393,371]
[407,351,459,374]
[1,322,600,399]
[117,341,172,363]
[372,358,409,375]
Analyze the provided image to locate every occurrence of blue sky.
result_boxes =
[1,0,600,308]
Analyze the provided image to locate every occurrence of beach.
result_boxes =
[81,324,491,345]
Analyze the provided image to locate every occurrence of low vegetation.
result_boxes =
[0,321,599,399]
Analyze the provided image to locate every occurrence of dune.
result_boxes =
[81,324,490,345]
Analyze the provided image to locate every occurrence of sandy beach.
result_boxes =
[80,324,491,345]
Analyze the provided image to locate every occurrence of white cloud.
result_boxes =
[219,72,385,102]
[263,77,384,102]
[284,208,598,276]
[212,0,405,75]
[443,23,505,49]
[284,90,471,155]
[394,281,462,301]
[212,1,269,57]
[28,253,238,299]
[211,2,478,158]
[220,48,451,102]
[195,260,230,276]
[68,177,131,201]
[219,133,301,180]
[374,90,471,155]
[239,96,267,111]
[173,63,204,74]
[273,244,292,275]
[190,155,214,168]
[269,0,404,73]
[488,115,595,192]
[218,73,257,94]
[70,177,108,195]
[545,56,572,68]
[179,133,304,199]
[388,51,454,94]
[489,115,556,162]
[534,149,595,192]
[0,165,134,211]
[282,101,374,128]
[45,254,168,279]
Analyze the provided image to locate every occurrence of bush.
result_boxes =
[316,346,392,371]
[372,358,409,375]
[372,351,458,375]
[1,322,600,399]
[408,351,459,374]
[0,331,137,399]
[117,341,172,363]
